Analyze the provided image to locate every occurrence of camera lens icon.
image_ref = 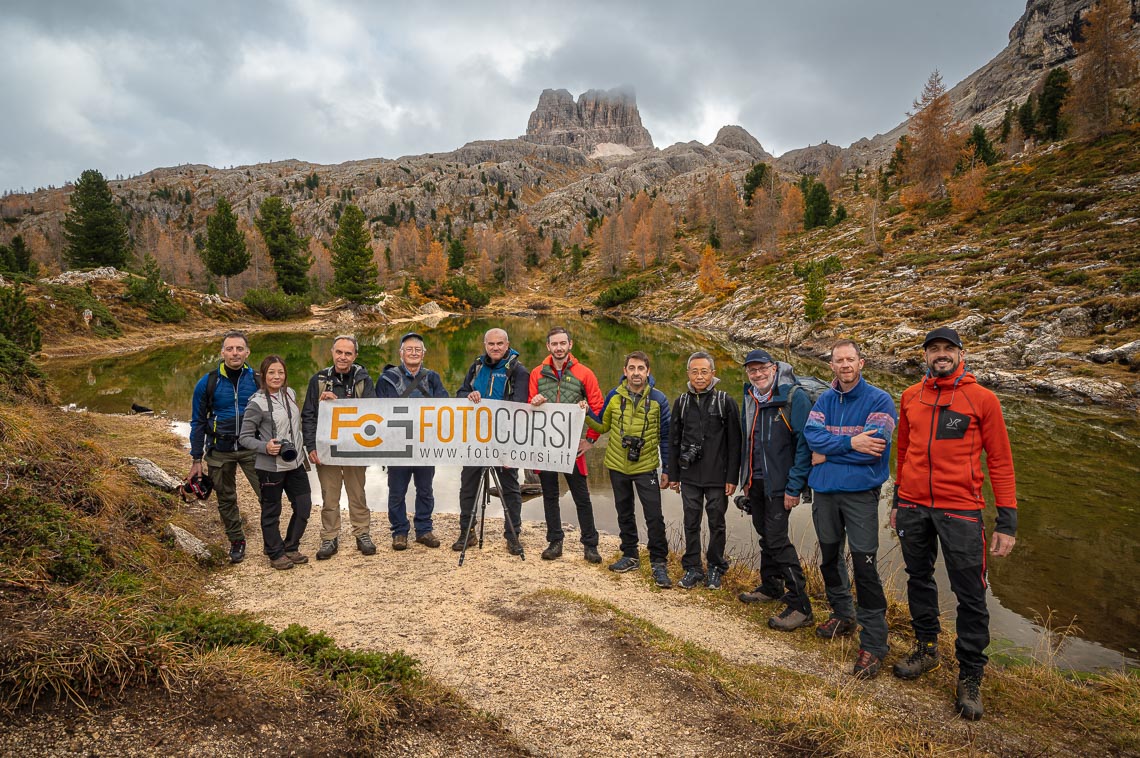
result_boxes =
[331,408,386,448]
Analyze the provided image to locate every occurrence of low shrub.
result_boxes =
[594,280,640,308]
[441,276,490,308]
[241,288,311,320]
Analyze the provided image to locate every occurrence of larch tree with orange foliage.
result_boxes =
[697,244,733,295]
[778,184,804,236]
[750,187,780,255]
[1065,0,1139,137]
[905,70,962,200]
[631,217,652,268]
[419,238,447,284]
[649,199,674,264]
[597,215,627,277]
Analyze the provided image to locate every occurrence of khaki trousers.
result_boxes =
[317,464,370,540]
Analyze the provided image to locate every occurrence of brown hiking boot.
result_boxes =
[392,534,408,551]
[768,606,814,631]
[738,586,780,604]
[893,640,940,680]
[853,649,883,680]
[269,555,294,570]
[285,551,308,564]
[816,616,856,639]
[415,532,441,548]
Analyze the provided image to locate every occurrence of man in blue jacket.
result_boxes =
[378,332,450,551]
[188,331,261,564]
[737,349,813,631]
[452,328,529,554]
[804,339,897,679]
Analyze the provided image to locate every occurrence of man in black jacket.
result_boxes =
[301,335,377,560]
[378,332,450,551]
[452,328,529,554]
[668,351,741,590]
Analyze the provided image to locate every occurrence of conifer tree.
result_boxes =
[803,181,832,230]
[1017,95,1037,141]
[697,244,732,295]
[329,205,380,303]
[203,197,250,297]
[254,196,312,295]
[803,266,826,323]
[1065,0,1138,137]
[1037,68,1071,141]
[63,169,132,269]
[0,282,41,354]
[906,70,960,198]
[964,124,1000,166]
[447,238,466,269]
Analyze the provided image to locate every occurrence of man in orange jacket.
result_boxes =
[890,326,1017,722]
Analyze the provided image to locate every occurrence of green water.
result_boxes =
[46,316,1140,669]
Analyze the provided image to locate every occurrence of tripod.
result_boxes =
[458,466,525,566]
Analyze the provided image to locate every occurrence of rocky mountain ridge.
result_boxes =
[522,87,654,154]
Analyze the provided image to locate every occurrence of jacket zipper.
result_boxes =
[926,385,940,508]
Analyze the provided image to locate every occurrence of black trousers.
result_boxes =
[257,467,312,560]
[458,466,522,538]
[680,482,728,573]
[749,483,810,613]
[896,503,991,677]
[610,470,668,564]
[540,468,598,546]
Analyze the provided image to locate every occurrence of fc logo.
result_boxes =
[331,407,385,447]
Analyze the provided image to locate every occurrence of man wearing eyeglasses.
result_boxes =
[667,351,741,591]
[736,349,814,632]
[378,332,450,551]
[890,327,1017,722]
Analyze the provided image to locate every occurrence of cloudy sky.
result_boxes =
[2,0,1028,193]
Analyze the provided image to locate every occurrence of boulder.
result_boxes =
[1087,347,1117,364]
[124,456,182,492]
[711,125,772,160]
[164,524,213,563]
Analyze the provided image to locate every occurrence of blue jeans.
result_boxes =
[387,466,436,537]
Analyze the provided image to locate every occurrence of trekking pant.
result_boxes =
[680,482,728,573]
[257,467,312,560]
[540,468,598,546]
[750,483,810,614]
[387,465,437,537]
[317,464,370,540]
[610,470,668,564]
[896,502,990,678]
[458,466,522,539]
[204,447,260,542]
[812,489,888,658]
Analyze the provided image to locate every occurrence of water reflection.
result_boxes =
[44,316,1140,670]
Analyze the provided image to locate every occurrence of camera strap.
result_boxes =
[265,389,295,443]
[618,392,651,439]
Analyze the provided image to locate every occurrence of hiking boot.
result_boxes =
[955,674,984,721]
[392,534,408,551]
[768,606,815,631]
[679,569,705,590]
[738,586,780,604]
[651,563,672,589]
[853,649,884,680]
[609,555,640,573]
[706,566,724,590]
[505,535,524,556]
[269,555,294,570]
[229,539,246,564]
[893,640,940,680]
[451,526,478,551]
[285,550,309,565]
[356,533,377,556]
[584,545,602,564]
[415,532,441,548]
[541,540,563,560]
[316,538,338,560]
[816,615,856,639]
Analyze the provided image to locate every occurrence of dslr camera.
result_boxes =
[621,435,645,463]
[276,439,299,463]
[733,494,752,515]
[678,442,703,470]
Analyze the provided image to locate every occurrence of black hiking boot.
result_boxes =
[893,640,940,680]
[955,674,984,721]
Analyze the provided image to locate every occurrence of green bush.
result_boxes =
[42,284,121,337]
[594,280,640,308]
[241,288,311,320]
[1121,270,1140,293]
[441,276,490,308]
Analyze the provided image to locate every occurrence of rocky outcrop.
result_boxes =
[711,125,771,161]
[522,88,654,152]
[775,142,844,175]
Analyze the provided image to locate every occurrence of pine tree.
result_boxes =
[964,124,1000,166]
[1038,68,1072,141]
[742,162,770,205]
[1066,0,1138,137]
[0,244,14,273]
[803,266,826,323]
[63,169,132,269]
[803,181,832,230]
[254,196,312,295]
[447,238,466,269]
[126,253,186,322]
[202,197,250,297]
[1017,95,1037,141]
[0,282,41,354]
[329,205,380,303]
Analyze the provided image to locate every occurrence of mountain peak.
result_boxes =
[522,87,654,153]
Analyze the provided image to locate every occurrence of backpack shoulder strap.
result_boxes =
[203,368,221,418]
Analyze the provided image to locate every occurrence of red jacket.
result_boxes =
[896,363,1017,533]
[528,354,604,474]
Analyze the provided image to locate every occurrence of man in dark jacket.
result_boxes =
[378,332,450,551]
[668,351,741,591]
[452,327,529,554]
[188,330,261,564]
[737,349,814,631]
[301,335,377,561]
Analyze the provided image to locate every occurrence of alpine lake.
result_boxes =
[44,315,1140,672]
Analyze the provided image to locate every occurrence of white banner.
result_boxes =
[315,398,584,472]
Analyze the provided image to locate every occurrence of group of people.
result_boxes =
[188,324,1017,721]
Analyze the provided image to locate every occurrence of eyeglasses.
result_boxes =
[402,346,424,354]
[687,369,713,377]
[746,364,776,375]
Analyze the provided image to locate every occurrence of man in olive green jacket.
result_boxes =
[583,351,673,588]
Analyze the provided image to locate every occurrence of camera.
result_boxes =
[277,439,299,463]
[180,474,214,502]
[621,435,645,463]
[678,442,702,470]
[733,494,752,515]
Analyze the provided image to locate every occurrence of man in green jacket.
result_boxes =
[583,351,673,588]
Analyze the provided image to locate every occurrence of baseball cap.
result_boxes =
[400,331,424,345]
[743,349,774,365]
[922,326,963,349]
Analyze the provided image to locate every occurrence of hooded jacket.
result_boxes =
[804,376,897,494]
[301,363,376,451]
[239,387,306,473]
[739,376,812,498]
[667,377,741,487]
[585,376,670,476]
[896,362,1018,535]
[457,348,529,403]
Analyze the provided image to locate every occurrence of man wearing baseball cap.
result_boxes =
[891,326,1018,721]
[377,332,450,550]
[737,349,814,631]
